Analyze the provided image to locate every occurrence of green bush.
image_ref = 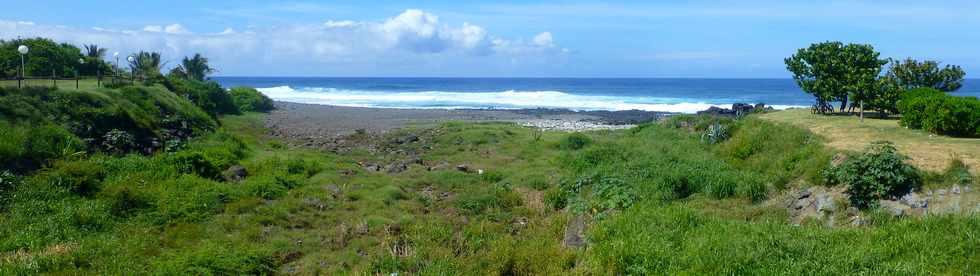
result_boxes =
[824,141,921,208]
[0,121,85,172]
[39,159,106,196]
[898,88,980,137]
[558,132,592,150]
[0,86,216,158]
[228,87,275,113]
[165,77,240,117]
[169,151,224,180]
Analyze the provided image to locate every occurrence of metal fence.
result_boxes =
[0,75,133,89]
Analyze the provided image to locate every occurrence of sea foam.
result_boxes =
[257,86,804,114]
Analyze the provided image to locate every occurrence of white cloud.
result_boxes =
[532,32,553,47]
[324,20,356,28]
[142,25,162,32]
[163,24,189,34]
[0,9,562,74]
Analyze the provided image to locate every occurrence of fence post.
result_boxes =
[76,73,80,89]
[52,69,56,88]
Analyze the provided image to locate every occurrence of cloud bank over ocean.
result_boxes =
[0,9,565,74]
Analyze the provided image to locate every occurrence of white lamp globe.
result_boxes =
[79,58,86,64]
[113,52,119,58]
[17,45,29,54]
[127,56,135,62]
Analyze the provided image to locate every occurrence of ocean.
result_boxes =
[213,77,980,114]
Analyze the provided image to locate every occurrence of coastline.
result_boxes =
[265,101,670,149]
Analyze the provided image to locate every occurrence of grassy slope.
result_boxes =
[760,108,980,174]
[1,105,978,274]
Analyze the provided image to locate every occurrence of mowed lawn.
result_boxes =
[0,78,124,91]
[760,108,980,174]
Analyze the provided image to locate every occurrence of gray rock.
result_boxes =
[797,189,812,200]
[222,165,248,182]
[386,162,409,174]
[846,207,860,216]
[363,163,381,172]
[394,134,419,144]
[881,201,910,217]
[325,184,341,196]
[900,193,928,209]
[456,164,470,172]
[816,195,835,213]
[849,216,865,226]
[965,186,972,193]
[951,185,961,194]
[563,214,588,248]
[937,189,947,196]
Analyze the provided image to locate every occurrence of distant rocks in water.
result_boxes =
[519,119,635,132]
[697,103,773,116]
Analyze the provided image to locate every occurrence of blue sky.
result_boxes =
[2,1,978,77]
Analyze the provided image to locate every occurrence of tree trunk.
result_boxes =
[839,97,848,113]
[859,100,864,122]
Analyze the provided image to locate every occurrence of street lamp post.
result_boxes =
[77,58,85,89]
[17,45,28,88]
[127,56,135,85]
[113,52,119,84]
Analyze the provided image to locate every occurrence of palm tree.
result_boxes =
[84,44,107,59]
[83,44,107,76]
[128,51,166,79]
[172,53,215,81]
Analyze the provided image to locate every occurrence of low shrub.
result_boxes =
[40,159,106,196]
[0,122,85,172]
[169,151,224,180]
[558,133,592,150]
[824,141,921,209]
[898,87,980,137]
[165,77,240,117]
[228,87,275,113]
[456,183,522,216]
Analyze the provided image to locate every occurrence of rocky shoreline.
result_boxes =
[263,101,777,149]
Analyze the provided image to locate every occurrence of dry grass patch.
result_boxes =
[759,109,980,174]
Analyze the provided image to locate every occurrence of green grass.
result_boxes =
[1,89,978,274]
[0,78,128,91]
[761,108,980,174]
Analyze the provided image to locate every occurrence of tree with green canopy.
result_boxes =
[169,53,215,81]
[0,38,84,78]
[128,51,166,81]
[81,44,112,76]
[785,41,888,118]
[885,58,965,92]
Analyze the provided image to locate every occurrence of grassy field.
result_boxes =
[760,108,980,174]
[0,78,128,91]
[1,85,978,274]
[3,112,978,274]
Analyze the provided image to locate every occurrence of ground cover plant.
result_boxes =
[0,85,977,274]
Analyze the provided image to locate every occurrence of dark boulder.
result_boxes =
[222,165,248,182]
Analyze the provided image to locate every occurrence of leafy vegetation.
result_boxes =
[168,53,215,82]
[163,77,240,117]
[886,58,965,92]
[785,41,887,114]
[229,87,275,113]
[0,38,92,78]
[785,42,968,122]
[824,141,921,208]
[898,87,980,137]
